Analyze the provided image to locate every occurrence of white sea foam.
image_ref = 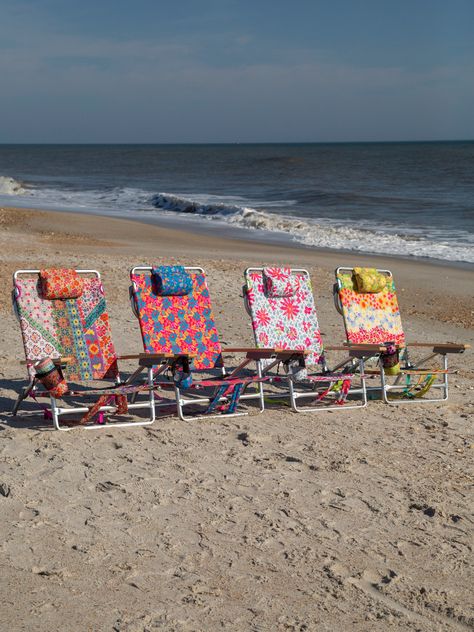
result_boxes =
[0,176,26,195]
[151,192,474,263]
[1,177,473,263]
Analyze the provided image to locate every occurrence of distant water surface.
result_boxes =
[0,142,473,263]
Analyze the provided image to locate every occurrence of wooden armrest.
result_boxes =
[337,343,389,359]
[53,357,73,365]
[118,352,196,361]
[134,352,196,368]
[118,353,171,361]
[22,356,73,366]
[407,342,470,353]
[223,347,274,353]
[339,343,388,357]
[224,347,309,360]
[328,344,386,352]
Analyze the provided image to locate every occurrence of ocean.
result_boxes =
[1,142,473,264]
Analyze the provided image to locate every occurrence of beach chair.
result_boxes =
[12,269,182,430]
[243,267,368,412]
[333,267,469,404]
[129,265,298,420]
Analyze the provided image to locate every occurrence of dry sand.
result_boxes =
[0,206,473,631]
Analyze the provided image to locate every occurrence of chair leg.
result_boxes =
[51,396,62,430]
[148,367,156,422]
[12,377,35,416]
[257,361,265,413]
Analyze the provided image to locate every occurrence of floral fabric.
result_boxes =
[39,268,84,300]
[131,269,223,370]
[336,271,405,345]
[151,265,193,296]
[262,267,297,298]
[15,275,118,381]
[244,268,324,367]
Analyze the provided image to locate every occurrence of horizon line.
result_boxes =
[1,138,474,146]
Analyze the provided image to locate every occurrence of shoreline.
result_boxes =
[2,203,474,272]
[1,203,473,329]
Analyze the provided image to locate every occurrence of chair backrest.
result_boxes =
[130,266,223,370]
[243,267,324,367]
[13,270,119,381]
[334,267,405,346]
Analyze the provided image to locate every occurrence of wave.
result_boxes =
[0,176,26,195]
[151,193,245,216]
[1,177,473,263]
[151,192,474,263]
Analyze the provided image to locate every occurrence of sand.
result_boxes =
[0,206,473,631]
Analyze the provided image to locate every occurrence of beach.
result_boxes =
[1,205,473,630]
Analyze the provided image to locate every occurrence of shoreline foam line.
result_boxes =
[1,175,473,264]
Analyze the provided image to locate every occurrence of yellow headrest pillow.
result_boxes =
[352,267,387,293]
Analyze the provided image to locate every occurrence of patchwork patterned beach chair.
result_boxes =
[243,267,368,412]
[130,265,299,420]
[12,269,179,430]
[334,267,469,403]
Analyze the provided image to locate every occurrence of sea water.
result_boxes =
[0,142,473,264]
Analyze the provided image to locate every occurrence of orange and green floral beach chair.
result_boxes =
[130,265,298,420]
[334,266,469,403]
[12,268,178,430]
[243,267,369,412]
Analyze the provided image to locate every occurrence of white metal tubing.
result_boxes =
[54,401,156,431]
[245,267,368,413]
[174,381,261,421]
[381,366,449,405]
[333,266,393,328]
[335,266,393,279]
[333,267,452,405]
[57,419,155,432]
[175,391,260,407]
[13,269,161,428]
[257,361,265,412]
[13,270,101,324]
[129,266,204,319]
[51,395,60,430]
[14,269,101,281]
[53,400,156,415]
[282,358,367,414]
[131,265,204,275]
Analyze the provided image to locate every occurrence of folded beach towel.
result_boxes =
[151,265,193,296]
[39,268,84,300]
[352,267,387,293]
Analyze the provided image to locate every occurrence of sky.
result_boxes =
[0,0,473,143]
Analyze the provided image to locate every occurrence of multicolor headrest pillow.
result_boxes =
[262,267,297,298]
[151,265,193,296]
[352,267,387,293]
[39,268,84,300]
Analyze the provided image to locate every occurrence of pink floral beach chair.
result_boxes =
[243,267,368,412]
[130,265,304,420]
[12,269,174,430]
[334,267,469,403]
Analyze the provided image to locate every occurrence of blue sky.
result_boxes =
[1,0,473,142]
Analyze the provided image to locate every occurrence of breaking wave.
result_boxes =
[0,176,26,195]
[151,192,474,263]
[1,177,473,263]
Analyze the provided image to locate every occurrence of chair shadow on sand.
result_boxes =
[0,377,47,429]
